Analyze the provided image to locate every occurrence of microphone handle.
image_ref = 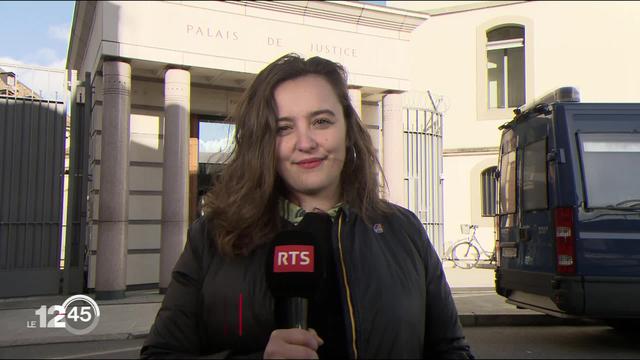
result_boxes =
[281,297,308,329]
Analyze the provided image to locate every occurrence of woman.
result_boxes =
[140,53,473,359]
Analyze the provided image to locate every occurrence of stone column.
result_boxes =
[160,68,191,293]
[382,93,404,207]
[95,60,131,300]
[348,88,362,120]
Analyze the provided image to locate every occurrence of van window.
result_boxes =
[522,139,548,211]
[499,150,517,214]
[578,133,640,208]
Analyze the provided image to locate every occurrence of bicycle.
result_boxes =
[446,224,496,269]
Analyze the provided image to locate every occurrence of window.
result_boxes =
[476,18,533,121]
[198,121,235,164]
[499,150,516,214]
[578,132,640,208]
[481,166,498,216]
[487,26,525,109]
[522,139,548,211]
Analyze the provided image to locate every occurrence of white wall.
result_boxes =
[99,0,413,90]
[412,1,640,148]
[442,153,496,253]
[410,1,640,252]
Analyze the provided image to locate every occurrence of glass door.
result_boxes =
[194,116,235,219]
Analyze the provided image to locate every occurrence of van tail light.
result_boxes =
[555,207,576,274]
[494,216,501,267]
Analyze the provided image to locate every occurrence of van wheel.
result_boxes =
[605,319,640,332]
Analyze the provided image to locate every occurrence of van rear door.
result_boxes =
[496,114,557,299]
[558,103,640,276]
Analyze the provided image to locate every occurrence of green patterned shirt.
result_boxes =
[279,198,342,226]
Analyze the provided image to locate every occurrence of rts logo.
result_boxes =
[273,245,314,273]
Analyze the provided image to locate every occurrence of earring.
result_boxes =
[351,145,357,163]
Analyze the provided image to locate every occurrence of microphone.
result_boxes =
[265,212,332,329]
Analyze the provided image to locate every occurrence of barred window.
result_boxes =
[481,166,498,216]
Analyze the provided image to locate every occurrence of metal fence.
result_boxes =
[402,92,445,257]
[0,63,68,297]
[0,63,67,102]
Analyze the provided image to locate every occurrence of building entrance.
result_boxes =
[190,115,235,222]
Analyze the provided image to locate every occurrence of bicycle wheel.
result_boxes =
[452,242,480,269]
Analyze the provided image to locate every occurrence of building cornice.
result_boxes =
[426,1,529,16]
[67,1,97,71]
[226,0,429,32]
[67,1,429,72]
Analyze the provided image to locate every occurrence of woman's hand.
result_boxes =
[263,328,324,359]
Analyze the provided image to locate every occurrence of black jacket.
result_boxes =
[140,205,473,359]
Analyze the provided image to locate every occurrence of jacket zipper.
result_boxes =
[337,214,358,359]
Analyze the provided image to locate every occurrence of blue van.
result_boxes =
[494,87,640,325]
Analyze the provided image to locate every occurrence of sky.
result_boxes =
[199,122,236,158]
[0,1,75,100]
[1,1,75,69]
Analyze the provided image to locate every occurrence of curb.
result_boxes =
[0,315,603,347]
[459,313,602,327]
[128,330,150,339]
[0,332,145,348]
[451,287,495,293]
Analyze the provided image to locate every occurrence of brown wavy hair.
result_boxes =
[203,53,392,257]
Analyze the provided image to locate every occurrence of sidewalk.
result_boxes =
[0,290,163,347]
[0,262,584,348]
[441,260,581,327]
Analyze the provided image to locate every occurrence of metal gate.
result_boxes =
[0,65,67,297]
[402,92,445,257]
[62,73,91,295]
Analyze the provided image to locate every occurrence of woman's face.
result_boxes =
[274,74,347,204]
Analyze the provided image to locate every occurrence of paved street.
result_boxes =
[0,261,618,359]
[465,325,640,359]
[3,325,640,359]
